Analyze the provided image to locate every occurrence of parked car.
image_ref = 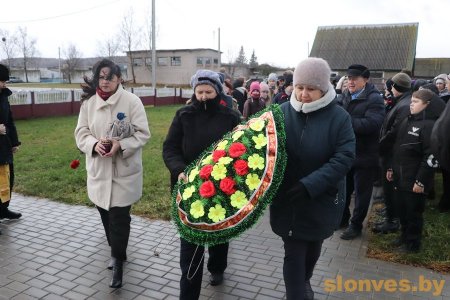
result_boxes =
[7,77,24,83]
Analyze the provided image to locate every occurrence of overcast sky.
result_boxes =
[1,0,449,69]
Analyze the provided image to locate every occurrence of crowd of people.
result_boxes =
[1,57,449,300]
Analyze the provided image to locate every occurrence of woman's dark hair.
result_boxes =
[80,59,122,102]
[412,89,434,103]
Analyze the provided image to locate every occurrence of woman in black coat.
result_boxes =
[0,64,22,230]
[163,70,241,300]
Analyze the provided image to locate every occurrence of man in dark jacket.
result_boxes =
[339,64,386,240]
[375,73,413,233]
[0,64,22,232]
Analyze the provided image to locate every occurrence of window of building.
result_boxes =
[145,58,152,66]
[213,58,219,64]
[158,57,168,66]
[196,57,203,65]
[133,58,143,66]
[204,57,211,66]
[171,56,181,66]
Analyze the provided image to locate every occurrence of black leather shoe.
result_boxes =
[209,273,224,286]
[0,208,22,220]
[109,260,123,288]
[372,220,399,234]
[304,280,314,300]
[340,226,361,240]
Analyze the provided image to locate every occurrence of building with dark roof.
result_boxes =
[309,23,419,82]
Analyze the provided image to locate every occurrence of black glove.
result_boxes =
[286,182,309,202]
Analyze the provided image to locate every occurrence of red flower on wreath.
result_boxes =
[199,165,213,180]
[199,180,216,198]
[70,159,80,169]
[220,177,237,195]
[228,142,247,158]
[212,150,227,162]
[234,159,249,176]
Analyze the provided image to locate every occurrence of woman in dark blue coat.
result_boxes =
[0,64,22,231]
[270,58,355,300]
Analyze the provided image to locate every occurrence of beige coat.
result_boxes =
[75,85,150,210]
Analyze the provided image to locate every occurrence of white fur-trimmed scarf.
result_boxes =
[289,82,336,113]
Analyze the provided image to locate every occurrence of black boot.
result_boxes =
[0,208,22,220]
[109,260,123,288]
[107,257,116,270]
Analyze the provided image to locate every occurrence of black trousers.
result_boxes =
[97,205,131,261]
[395,190,425,246]
[343,167,377,230]
[438,169,450,210]
[282,237,323,300]
[381,166,397,221]
[179,238,228,300]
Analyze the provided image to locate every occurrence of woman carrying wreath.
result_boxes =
[270,58,355,300]
[74,59,150,289]
[163,70,241,299]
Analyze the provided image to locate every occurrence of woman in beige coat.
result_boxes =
[75,59,150,289]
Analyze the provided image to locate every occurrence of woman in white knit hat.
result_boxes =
[270,57,355,300]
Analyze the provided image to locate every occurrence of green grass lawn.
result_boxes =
[13,105,179,220]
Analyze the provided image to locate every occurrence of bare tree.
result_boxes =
[62,43,82,84]
[0,29,18,69]
[119,8,142,84]
[16,27,37,83]
[97,36,121,60]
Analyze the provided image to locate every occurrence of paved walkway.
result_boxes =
[0,193,449,299]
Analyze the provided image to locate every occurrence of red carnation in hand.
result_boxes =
[212,150,227,162]
[220,177,237,195]
[234,159,249,176]
[199,180,216,198]
[199,165,213,180]
[228,142,247,158]
[70,159,80,169]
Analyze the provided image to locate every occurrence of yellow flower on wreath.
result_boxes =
[252,133,267,149]
[211,164,227,180]
[190,200,205,219]
[245,173,260,190]
[230,191,248,209]
[201,154,213,166]
[216,140,228,150]
[208,204,226,222]
[182,185,196,200]
[248,154,265,170]
[249,119,265,131]
[232,130,244,141]
[188,167,199,182]
[218,156,233,165]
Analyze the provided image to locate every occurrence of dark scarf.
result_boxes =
[96,87,113,100]
[191,94,222,111]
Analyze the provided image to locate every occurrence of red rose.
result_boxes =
[70,159,80,169]
[228,142,247,158]
[234,159,249,176]
[199,165,213,180]
[220,177,236,195]
[212,150,227,162]
[199,180,216,198]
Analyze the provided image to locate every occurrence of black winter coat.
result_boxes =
[431,100,450,171]
[391,95,445,193]
[270,97,355,241]
[162,95,241,188]
[0,88,20,165]
[339,83,385,168]
[379,91,412,164]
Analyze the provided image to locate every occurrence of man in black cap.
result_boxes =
[339,64,386,240]
[272,72,293,105]
[375,72,413,234]
[0,64,22,233]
